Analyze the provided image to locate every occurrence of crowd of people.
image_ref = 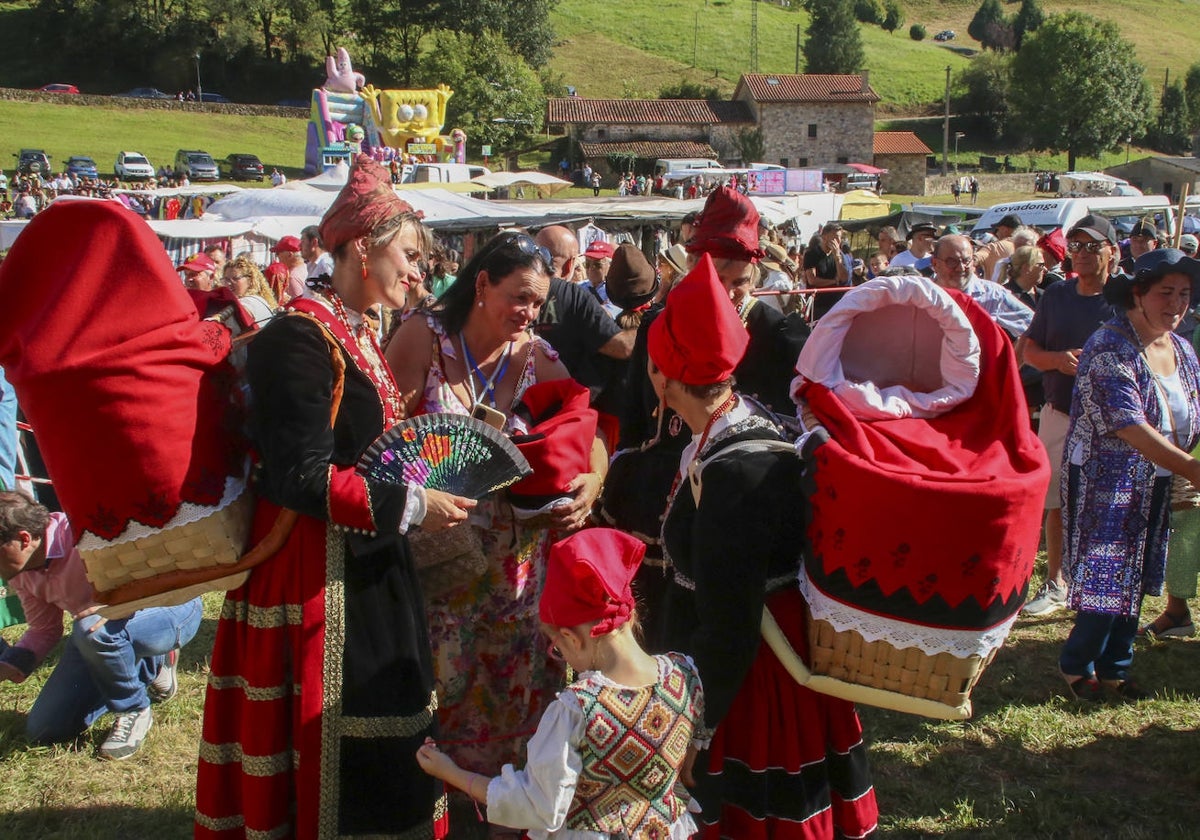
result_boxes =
[2,152,1200,839]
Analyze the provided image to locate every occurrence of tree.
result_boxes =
[953,51,1013,139]
[1010,12,1151,170]
[1011,0,1045,49]
[804,0,865,74]
[853,0,882,25]
[658,80,723,100]
[968,0,1007,48]
[1185,62,1200,133]
[909,23,926,41]
[735,127,766,164]
[881,0,903,34]
[1148,81,1192,154]
[414,29,546,155]
[445,0,558,68]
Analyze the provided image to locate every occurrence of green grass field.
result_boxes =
[0,99,309,182]
[4,579,1200,837]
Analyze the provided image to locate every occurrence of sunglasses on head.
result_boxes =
[1067,241,1107,254]
[489,232,553,273]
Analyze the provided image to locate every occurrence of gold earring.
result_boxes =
[360,253,368,281]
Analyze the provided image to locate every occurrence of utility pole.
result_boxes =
[941,65,950,177]
[795,23,801,74]
[694,11,700,67]
[750,0,759,74]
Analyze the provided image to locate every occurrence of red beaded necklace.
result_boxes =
[320,287,404,425]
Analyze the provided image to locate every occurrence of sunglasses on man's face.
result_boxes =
[1067,241,1107,254]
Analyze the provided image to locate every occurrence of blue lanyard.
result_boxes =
[460,333,513,408]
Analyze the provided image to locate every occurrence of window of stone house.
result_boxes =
[807,124,817,139]
[837,156,848,164]
[798,158,808,167]
[597,128,606,138]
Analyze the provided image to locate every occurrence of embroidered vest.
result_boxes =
[564,653,702,836]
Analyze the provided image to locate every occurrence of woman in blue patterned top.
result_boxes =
[1060,248,1200,700]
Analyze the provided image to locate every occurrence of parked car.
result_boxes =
[222,153,265,182]
[38,83,80,94]
[174,149,220,182]
[115,151,155,181]
[65,155,99,179]
[116,87,172,100]
[933,30,956,42]
[14,149,51,176]
[198,92,231,103]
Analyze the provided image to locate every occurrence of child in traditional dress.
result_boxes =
[416,527,704,839]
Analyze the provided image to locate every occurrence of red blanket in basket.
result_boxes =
[798,290,1049,630]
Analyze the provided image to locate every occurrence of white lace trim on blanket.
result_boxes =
[799,566,1018,659]
[77,468,250,550]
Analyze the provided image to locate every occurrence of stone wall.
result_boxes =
[753,101,874,168]
[876,153,925,195]
[0,86,308,119]
[924,172,1033,196]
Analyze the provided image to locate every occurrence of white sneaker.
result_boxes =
[99,707,153,761]
[148,648,178,704]
[1023,579,1067,616]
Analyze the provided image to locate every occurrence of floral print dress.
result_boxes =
[416,317,566,773]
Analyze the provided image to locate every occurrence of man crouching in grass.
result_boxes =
[0,490,202,760]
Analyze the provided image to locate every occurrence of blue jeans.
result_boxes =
[25,597,203,743]
[0,367,17,490]
[1059,609,1139,682]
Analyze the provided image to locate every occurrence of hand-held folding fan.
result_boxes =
[357,412,532,499]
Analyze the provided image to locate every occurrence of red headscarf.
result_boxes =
[1038,227,1067,265]
[319,154,418,253]
[540,528,645,636]
[685,185,765,262]
[647,254,749,385]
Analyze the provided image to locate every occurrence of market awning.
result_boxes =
[848,163,888,175]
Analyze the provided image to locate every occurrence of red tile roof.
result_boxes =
[736,73,879,103]
[547,98,753,125]
[578,140,721,161]
[873,131,933,155]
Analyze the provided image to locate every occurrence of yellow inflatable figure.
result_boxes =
[361,84,453,150]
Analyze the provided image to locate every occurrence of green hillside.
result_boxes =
[548,0,1200,107]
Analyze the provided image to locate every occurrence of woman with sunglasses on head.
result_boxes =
[196,156,474,840]
[220,255,279,327]
[386,230,608,780]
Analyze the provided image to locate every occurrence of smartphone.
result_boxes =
[471,403,507,430]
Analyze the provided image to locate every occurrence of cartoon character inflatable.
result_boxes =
[305,47,460,174]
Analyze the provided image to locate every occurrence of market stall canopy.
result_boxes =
[848,163,888,175]
[470,171,573,195]
[839,189,890,220]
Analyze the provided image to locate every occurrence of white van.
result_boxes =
[971,195,1174,235]
[652,158,722,179]
[401,163,491,184]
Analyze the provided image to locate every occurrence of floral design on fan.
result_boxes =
[419,433,452,466]
[401,427,418,443]
[402,459,432,485]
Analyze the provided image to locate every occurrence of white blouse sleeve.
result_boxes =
[486,693,585,833]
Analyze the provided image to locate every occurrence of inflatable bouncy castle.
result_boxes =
[786,275,1050,719]
[305,47,458,174]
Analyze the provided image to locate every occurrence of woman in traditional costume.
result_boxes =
[386,231,607,778]
[648,255,878,839]
[195,155,474,840]
[1060,248,1200,699]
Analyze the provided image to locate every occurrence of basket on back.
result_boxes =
[790,276,1049,719]
[0,200,255,619]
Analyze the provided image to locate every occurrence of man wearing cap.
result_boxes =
[685,186,809,415]
[1180,234,1199,257]
[977,213,1022,282]
[177,252,218,291]
[759,242,796,313]
[581,240,619,315]
[1018,213,1120,616]
[1119,218,1160,275]
[930,234,1032,340]
[889,222,937,275]
[533,225,635,403]
[268,234,307,302]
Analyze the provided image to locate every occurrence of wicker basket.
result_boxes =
[80,487,256,619]
[1171,473,1200,511]
[806,615,997,716]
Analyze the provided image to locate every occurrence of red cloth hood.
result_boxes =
[0,199,245,540]
[509,379,598,501]
[799,290,1050,628]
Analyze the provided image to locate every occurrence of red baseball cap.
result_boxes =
[271,235,302,253]
[176,253,217,273]
[584,240,614,259]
